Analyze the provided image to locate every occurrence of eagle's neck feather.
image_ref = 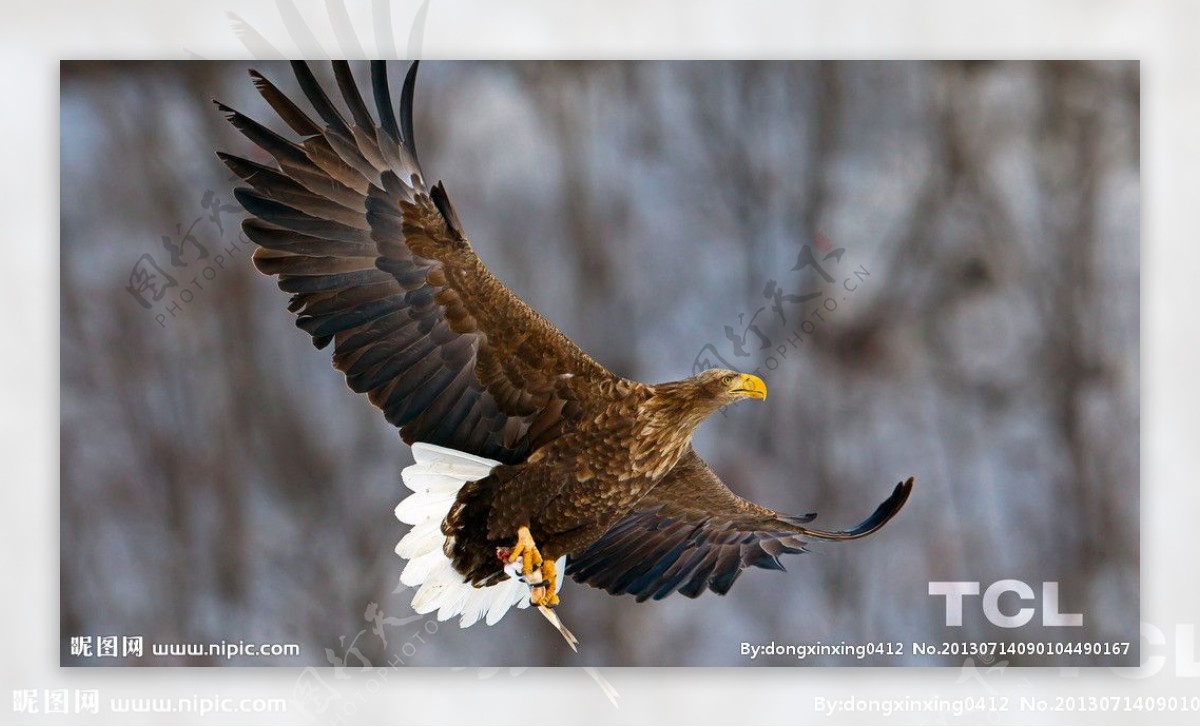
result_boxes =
[631,380,720,480]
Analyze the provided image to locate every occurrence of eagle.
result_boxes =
[217,60,913,649]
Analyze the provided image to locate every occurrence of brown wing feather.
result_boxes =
[566,449,914,601]
[218,61,612,463]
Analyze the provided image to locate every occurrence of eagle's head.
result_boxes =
[640,369,769,473]
[645,370,768,436]
[694,369,768,403]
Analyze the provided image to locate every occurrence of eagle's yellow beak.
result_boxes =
[730,373,767,400]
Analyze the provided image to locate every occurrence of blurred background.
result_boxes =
[60,60,1138,667]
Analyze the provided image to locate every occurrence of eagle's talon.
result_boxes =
[507,526,543,576]
[531,559,559,607]
[508,527,560,607]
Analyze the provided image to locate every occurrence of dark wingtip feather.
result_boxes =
[248,67,322,137]
[796,476,915,542]
[781,512,818,526]
[290,60,350,136]
[215,149,237,167]
[212,100,234,134]
[332,61,375,130]
[430,181,465,240]
[400,60,421,165]
[707,566,742,596]
[752,550,787,571]
[215,150,245,168]
[371,61,400,142]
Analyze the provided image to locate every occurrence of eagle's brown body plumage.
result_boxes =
[444,376,730,586]
[218,61,913,612]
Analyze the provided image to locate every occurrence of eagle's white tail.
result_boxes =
[395,443,570,641]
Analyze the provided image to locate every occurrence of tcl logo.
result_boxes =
[929,580,1084,628]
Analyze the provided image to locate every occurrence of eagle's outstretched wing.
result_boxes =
[566,449,913,601]
[218,61,612,464]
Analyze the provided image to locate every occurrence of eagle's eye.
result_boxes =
[721,374,734,385]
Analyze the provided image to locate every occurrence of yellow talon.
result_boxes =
[508,526,543,576]
[508,526,558,607]
[535,559,560,608]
